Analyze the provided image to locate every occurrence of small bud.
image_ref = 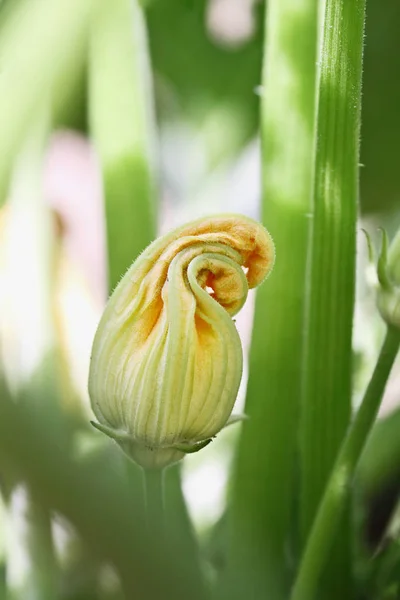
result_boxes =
[364,228,400,329]
[88,214,274,468]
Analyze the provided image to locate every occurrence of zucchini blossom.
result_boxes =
[89,214,274,468]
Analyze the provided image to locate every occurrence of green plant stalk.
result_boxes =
[299,0,366,595]
[143,468,165,534]
[0,0,94,203]
[223,1,319,598]
[89,0,157,292]
[292,327,400,600]
[163,465,208,592]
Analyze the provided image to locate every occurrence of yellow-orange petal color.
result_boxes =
[88,214,275,468]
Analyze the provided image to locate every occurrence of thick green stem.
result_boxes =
[300,0,366,594]
[223,0,319,598]
[143,468,165,535]
[292,327,400,600]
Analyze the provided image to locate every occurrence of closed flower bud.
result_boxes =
[376,229,400,329]
[364,228,400,330]
[89,214,275,468]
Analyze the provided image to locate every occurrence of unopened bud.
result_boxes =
[364,228,400,329]
[88,214,274,468]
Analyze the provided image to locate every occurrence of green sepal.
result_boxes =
[361,228,375,264]
[224,413,249,428]
[171,414,249,454]
[172,438,214,454]
[90,420,132,443]
[378,228,392,291]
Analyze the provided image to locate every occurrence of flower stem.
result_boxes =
[223,0,319,596]
[291,326,400,600]
[143,468,165,535]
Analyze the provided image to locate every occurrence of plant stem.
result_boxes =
[164,465,208,596]
[143,468,165,535]
[89,0,157,292]
[292,327,400,600]
[223,0,319,596]
[300,0,366,594]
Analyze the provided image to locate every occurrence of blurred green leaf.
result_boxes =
[360,1,400,215]
[0,0,94,203]
[147,0,262,166]
[89,0,157,292]
[2,109,61,600]
[359,408,400,497]
[0,384,209,600]
[365,537,400,600]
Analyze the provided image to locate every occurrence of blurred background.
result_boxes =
[0,0,400,598]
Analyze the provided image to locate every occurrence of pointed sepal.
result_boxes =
[377,228,392,291]
[90,420,132,443]
[172,438,214,454]
[224,413,249,428]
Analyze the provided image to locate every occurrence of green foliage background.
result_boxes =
[0,1,400,600]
